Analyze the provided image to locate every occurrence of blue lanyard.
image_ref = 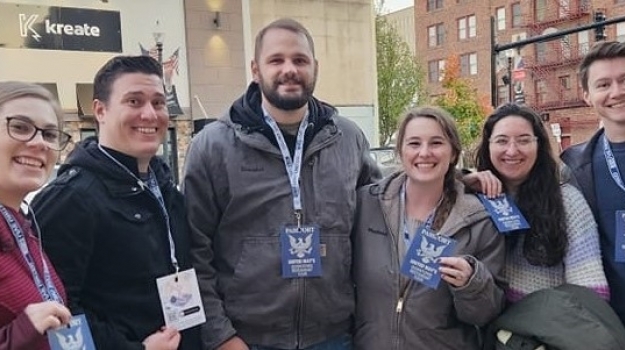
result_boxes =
[145,172,179,272]
[400,182,438,247]
[0,204,63,303]
[263,109,309,226]
[603,134,625,193]
[98,145,179,272]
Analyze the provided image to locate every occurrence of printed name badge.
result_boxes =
[48,314,96,350]
[615,211,625,263]
[478,194,530,233]
[281,225,322,278]
[156,268,206,331]
[400,227,456,289]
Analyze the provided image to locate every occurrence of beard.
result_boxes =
[258,74,316,111]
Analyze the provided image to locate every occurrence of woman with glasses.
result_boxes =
[475,103,609,303]
[0,81,72,350]
[353,106,505,349]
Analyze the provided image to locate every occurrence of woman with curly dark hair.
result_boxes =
[475,103,609,303]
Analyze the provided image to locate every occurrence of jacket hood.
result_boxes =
[61,136,174,187]
[228,82,336,144]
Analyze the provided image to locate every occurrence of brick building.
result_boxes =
[414,0,625,149]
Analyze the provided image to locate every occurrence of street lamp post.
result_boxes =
[506,50,514,103]
[152,20,169,169]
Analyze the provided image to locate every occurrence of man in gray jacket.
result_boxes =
[182,18,379,350]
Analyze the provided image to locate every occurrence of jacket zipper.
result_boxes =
[381,195,413,350]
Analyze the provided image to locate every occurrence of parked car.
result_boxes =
[370,147,400,177]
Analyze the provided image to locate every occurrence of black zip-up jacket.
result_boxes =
[31,137,200,350]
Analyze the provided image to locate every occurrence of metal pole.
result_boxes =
[155,41,169,168]
[490,16,497,107]
[507,56,513,103]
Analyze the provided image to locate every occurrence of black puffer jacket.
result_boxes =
[32,137,200,350]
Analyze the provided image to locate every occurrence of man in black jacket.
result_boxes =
[32,56,201,350]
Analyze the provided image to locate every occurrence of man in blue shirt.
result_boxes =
[561,41,625,326]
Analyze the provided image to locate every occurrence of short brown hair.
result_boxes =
[578,41,625,91]
[254,18,315,61]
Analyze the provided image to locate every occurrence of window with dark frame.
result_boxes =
[460,53,477,76]
[428,59,445,82]
[427,0,444,11]
[457,15,476,40]
[428,23,445,47]
[559,75,571,90]
[496,7,506,30]
[512,2,522,28]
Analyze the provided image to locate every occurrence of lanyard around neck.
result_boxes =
[603,134,625,193]
[400,182,440,247]
[98,145,179,273]
[262,110,309,226]
[0,204,63,303]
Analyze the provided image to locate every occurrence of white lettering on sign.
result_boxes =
[44,19,100,36]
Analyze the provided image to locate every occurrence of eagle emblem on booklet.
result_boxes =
[478,194,530,233]
[281,225,322,278]
[48,314,95,350]
[401,227,456,289]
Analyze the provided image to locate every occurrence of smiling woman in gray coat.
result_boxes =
[353,107,506,350]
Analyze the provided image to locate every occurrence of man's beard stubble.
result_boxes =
[259,75,316,111]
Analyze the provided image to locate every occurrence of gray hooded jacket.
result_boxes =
[353,172,506,350]
[183,83,379,349]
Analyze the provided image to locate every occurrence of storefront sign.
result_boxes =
[0,3,121,52]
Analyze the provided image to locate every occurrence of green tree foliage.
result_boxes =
[435,55,492,162]
[376,16,426,146]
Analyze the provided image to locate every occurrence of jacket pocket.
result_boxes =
[222,236,293,327]
[303,235,354,323]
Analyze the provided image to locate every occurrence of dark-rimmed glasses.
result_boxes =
[5,116,72,151]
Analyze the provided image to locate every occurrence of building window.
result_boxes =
[458,18,466,40]
[428,59,445,82]
[460,53,478,76]
[458,15,476,40]
[80,128,96,140]
[618,23,625,42]
[578,30,589,54]
[535,79,547,104]
[468,15,476,38]
[559,0,570,18]
[496,7,506,30]
[511,3,522,28]
[535,0,546,21]
[428,23,444,47]
[561,35,571,59]
[427,0,443,11]
[536,42,547,63]
[559,75,571,90]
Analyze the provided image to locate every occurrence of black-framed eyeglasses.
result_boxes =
[5,116,72,151]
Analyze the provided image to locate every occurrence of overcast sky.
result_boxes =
[382,0,413,13]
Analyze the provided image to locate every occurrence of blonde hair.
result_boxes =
[0,81,64,126]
